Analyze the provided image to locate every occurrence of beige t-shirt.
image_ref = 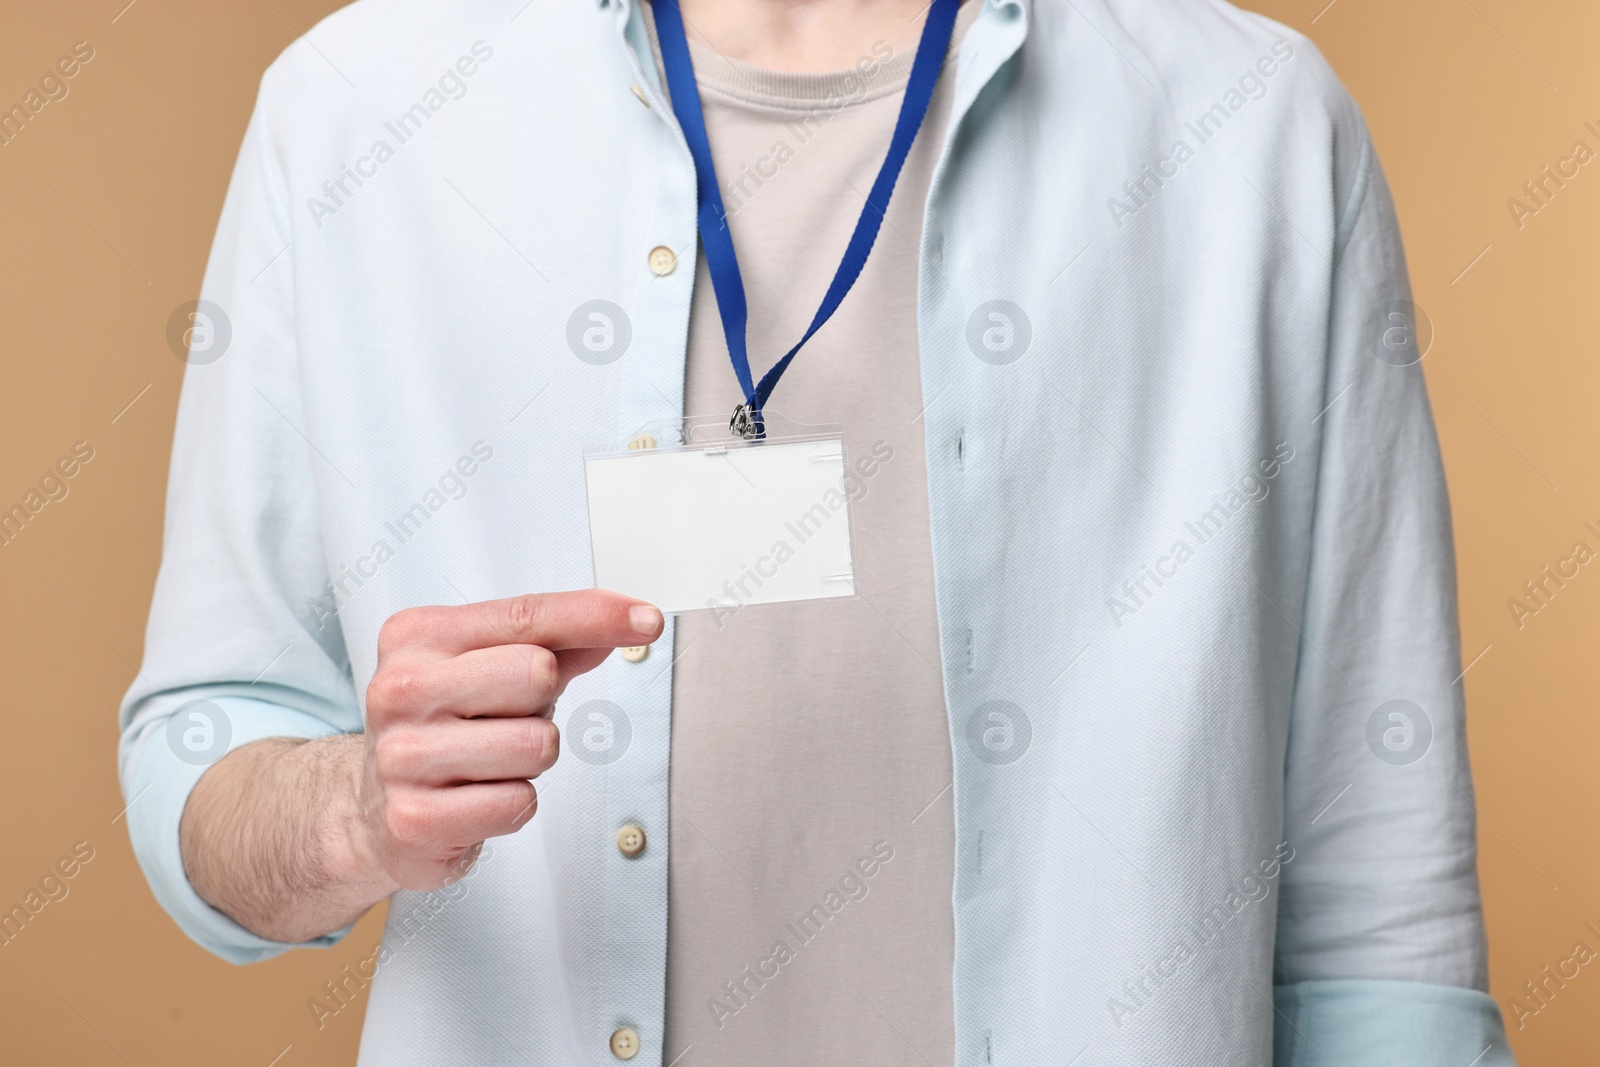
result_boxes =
[647,7,979,1066]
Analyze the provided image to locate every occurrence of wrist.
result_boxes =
[305,734,397,903]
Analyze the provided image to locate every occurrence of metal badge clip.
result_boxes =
[729,403,763,440]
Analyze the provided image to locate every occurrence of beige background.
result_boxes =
[0,0,1593,1063]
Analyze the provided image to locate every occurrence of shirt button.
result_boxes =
[628,433,657,450]
[610,1027,640,1059]
[648,246,677,276]
[616,824,646,857]
[620,645,649,663]
[629,84,650,107]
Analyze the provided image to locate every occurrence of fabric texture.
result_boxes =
[117,0,1515,1063]
[1274,980,1513,1065]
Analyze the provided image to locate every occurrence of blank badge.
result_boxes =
[585,430,856,616]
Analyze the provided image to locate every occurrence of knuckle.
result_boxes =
[384,794,439,848]
[503,782,538,827]
[372,729,423,782]
[505,594,547,639]
[366,672,398,717]
[377,609,423,653]
[367,666,429,719]
[379,606,448,656]
[520,718,559,772]
[364,674,394,719]
[524,647,559,696]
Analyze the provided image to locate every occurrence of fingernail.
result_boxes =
[629,604,663,637]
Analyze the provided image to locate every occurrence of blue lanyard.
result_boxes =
[652,0,961,438]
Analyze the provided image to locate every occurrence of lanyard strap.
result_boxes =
[653,0,960,437]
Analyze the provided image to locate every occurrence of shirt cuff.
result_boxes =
[1274,979,1514,1066]
[121,696,355,964]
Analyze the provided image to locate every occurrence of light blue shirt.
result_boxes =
[119,0,1515,1064]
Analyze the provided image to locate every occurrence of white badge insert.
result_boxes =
[585,416,856,615]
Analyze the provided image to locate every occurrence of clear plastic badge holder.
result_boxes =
[584,412,857,616]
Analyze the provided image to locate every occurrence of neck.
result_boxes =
[666,0,944,73]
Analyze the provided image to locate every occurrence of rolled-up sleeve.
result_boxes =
[117,68,362,964]
[1271,132,1513,1063]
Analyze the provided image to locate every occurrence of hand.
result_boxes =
[350,590,662,892]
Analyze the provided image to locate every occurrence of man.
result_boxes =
[120,0,1514,1063]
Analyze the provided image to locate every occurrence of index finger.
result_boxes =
[397,590,663,656]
